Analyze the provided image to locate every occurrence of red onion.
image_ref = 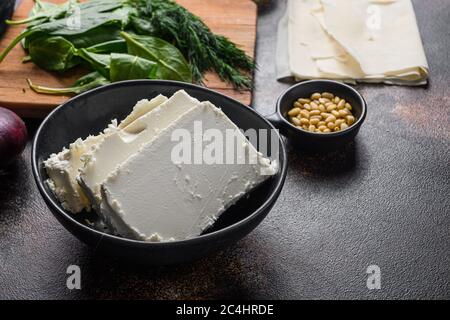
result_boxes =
[0,107,27,166]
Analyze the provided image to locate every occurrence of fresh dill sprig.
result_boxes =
[131,0,255,90]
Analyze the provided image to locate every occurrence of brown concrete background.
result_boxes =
[0,0,449,299]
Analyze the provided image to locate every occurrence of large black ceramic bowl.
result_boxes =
[267,80,367,151]
[32,80,287,265]
[0,0,15,36]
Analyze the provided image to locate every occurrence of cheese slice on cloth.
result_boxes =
[277,0,428,85]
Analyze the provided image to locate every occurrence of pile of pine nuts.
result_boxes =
[287,92,356,133]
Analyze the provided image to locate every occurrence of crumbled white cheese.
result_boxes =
[44,135,103,213]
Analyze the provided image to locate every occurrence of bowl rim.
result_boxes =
[276,79,367,136]
[31,79,288,247]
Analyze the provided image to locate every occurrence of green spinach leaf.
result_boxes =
[110,53,158,82]
[8,0,73,26]
[28,36,79,72]
[11,0,125,26]
[121,32,192,82]
[76,49,111,79]
[87,40,128,54]
[74,71,108,87]
[27,71,109,95]
[0,12,126,62]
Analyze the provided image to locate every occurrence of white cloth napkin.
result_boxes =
[276,0,429,85]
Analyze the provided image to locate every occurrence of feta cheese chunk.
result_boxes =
[44,95,167,213]
[100,101,278,241]
[44,89,279,243]
[79,90,200,204]
[44,135,104,213]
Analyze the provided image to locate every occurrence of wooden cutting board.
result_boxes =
[0,0,257,118]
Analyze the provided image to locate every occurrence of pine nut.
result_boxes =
[346,115,355,125]
[300,110,310,119]
[318,104,326,112]
[303,103,312,111]
[327,122,335,129]
[310,102,319,110]
[291,117,301,126]
[326,104,337,112]
[322,92,334,99]
[325,115,336,123]
[331,110,340,117]
[310,118,320,125]
[288,108,301,116]
[298,98,310,104]
[310,110,321,116]
[345,103,352,111]
[300,118,309,125]
[338,109,350,117]
[311,92,321,100]
[337,100,346,109]
[318,125,328,131]
[308,125,316,132]
[340,123,349,130]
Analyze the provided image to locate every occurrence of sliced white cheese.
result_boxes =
[78,90,200,204]
[100,101,278,241]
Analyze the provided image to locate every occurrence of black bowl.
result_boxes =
[0,0,15,36]
[267,80,367,151]
[32,80,287,265]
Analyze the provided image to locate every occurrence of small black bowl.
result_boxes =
[0,0,15,36]
[32,80,287,265]
[267,80,367,151]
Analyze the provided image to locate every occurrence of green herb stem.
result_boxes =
[0,29,33,63]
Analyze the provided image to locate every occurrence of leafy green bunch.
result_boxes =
[0,0,255,95]
[131,0,255,88]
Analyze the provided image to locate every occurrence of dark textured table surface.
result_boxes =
[0,0,449,300]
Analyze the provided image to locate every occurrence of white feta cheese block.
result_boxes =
[44,135,104,213]
[100,101,278,241]
[78,90,200,204]
[44,95,167,213]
